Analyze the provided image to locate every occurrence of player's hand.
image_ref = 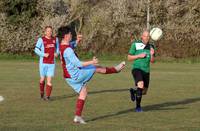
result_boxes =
[76,34,83,44]
[92,56,99,65]
[150,48,155,56]
[54,53,58,58]
[44,53,49,58]
[138,53,146,58]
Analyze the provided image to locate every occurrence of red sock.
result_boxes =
[105,67,117,74]
[39,82,45,96]
[75,99,85,116]
[46,84,52,97]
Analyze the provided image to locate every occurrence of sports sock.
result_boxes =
[46,84,52,97]
[136,88,143,108]
[130,88,136,101]
[75,99,85,116]
[105,67,117,74]
[39,81,45,98]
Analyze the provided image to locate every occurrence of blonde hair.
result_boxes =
[45,26,53,30]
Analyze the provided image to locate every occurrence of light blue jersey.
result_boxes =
[34,37,59,77]
[63,47,96,93]
[34,37,59,65]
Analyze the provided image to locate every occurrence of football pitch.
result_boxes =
[0,60,200,131]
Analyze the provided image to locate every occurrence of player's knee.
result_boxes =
[137,81,144,89]
[47,83,52,86]
[79,87,87,100]
[46,80,52,86]
[40,80,45,84]
[40,79,45,84]
[79,94,87,100]
[46,77,52,86]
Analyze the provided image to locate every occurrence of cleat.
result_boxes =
[135,107,143,112]
[114,61,126,72]
[129,88,136,101]
[44,96,51,101]
[40,93,44,99]
[73,116,87,124]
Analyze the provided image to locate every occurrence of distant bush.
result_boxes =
[0,0,37,24]
[0,0,199,58]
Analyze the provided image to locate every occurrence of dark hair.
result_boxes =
[62,28,71,37]
[57,26,71,42]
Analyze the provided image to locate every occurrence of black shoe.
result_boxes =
[40,93,44,99]
[129,88,136,102]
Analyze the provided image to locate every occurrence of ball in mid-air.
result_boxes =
[150,27,163,41]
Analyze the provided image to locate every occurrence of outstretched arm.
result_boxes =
[64,48,98,67]
[128,53,147,61]
[127,42,147,61]
[82,57,98,66]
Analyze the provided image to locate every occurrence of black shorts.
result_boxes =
[132,69,150,88]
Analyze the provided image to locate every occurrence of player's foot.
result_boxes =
[129,88,136,101]
[73,116,87,124]
[44,96,51,101]
[114,61,125,72]
[40,93,44,99]
[135,107,143,112]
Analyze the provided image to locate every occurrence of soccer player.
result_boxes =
[34,26,59,100]
[128,30,155,112]
[59,29,125,124]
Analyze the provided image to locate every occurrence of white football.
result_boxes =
[0,96,4,102]
[150,27,163,41]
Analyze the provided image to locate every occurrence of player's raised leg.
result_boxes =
[95,61,125,74]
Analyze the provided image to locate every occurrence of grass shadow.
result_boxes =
[143,97,200,111]
[87,97,200,122]
[51,94,76,101]
[51,88,128,101]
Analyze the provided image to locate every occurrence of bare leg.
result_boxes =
[46,76,52,86]
[78,86,87,100]
[137,81,144,89]
[40,77,45,83]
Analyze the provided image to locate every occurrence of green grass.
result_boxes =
[0,53,37,61]
[0,60,200,131]
[1,53,200,63]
